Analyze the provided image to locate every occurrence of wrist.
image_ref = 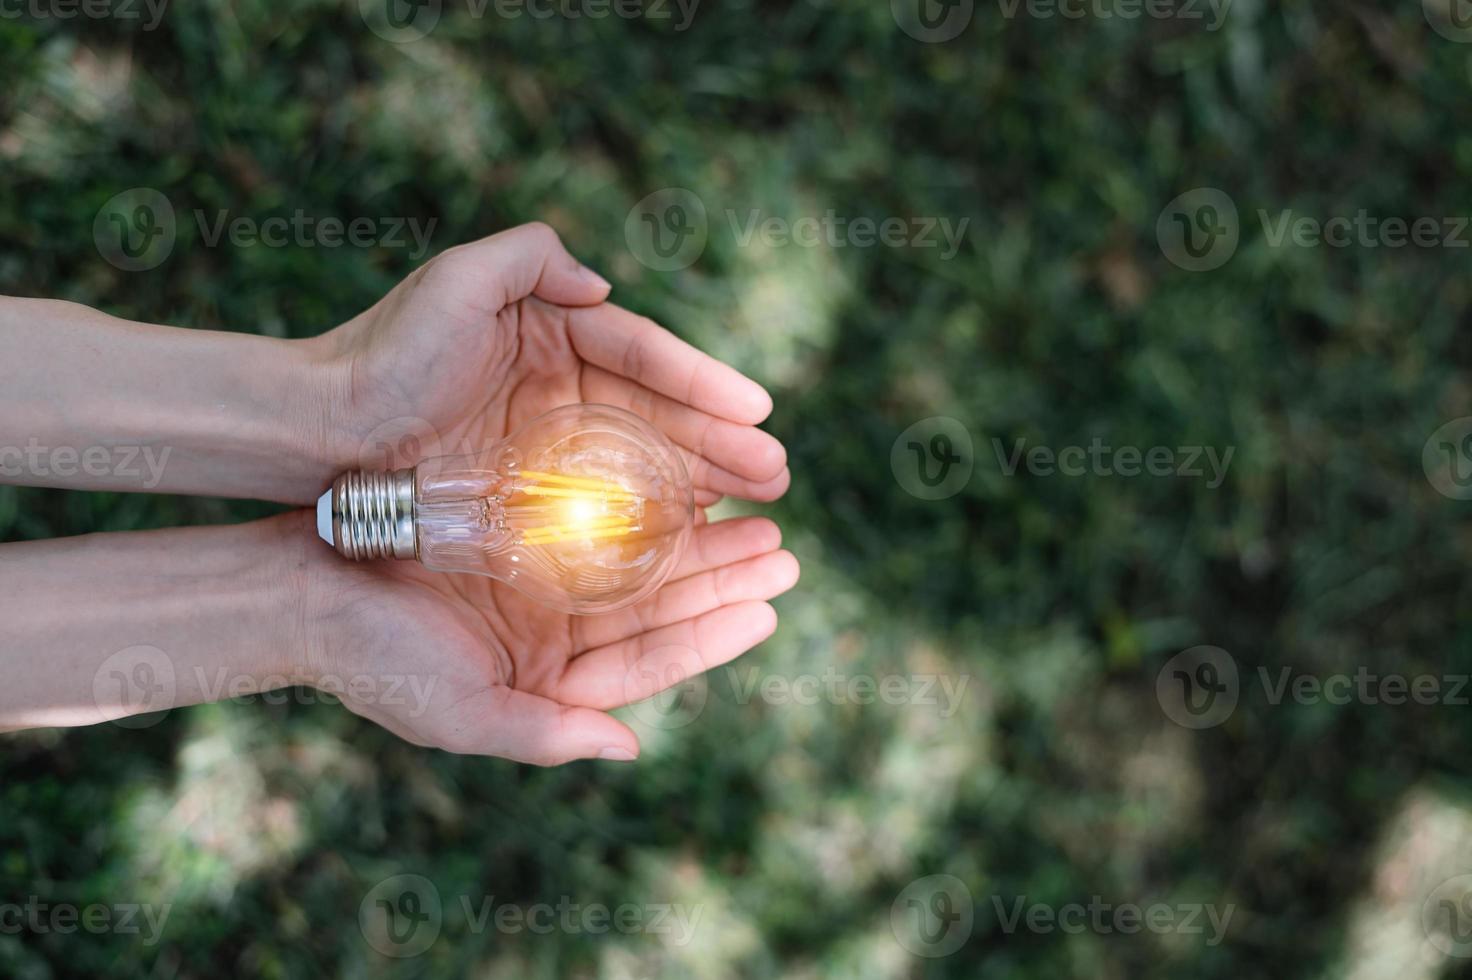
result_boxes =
[248,508,348,686]
[253,335,352,504]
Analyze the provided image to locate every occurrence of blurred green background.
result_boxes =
[4,0,1472,976]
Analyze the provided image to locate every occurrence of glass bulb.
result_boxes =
[317,404,694,615]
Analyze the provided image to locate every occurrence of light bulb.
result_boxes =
[316,404,694,615]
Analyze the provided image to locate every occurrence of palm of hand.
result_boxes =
[325,271,621,750]
[311,229,796,764]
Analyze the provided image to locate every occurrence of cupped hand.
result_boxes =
[300,223,797,764]
[312,222,790,506]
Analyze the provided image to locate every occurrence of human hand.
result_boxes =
[309,222,790,508]
[299,509,798,764]
[296,224,797,763]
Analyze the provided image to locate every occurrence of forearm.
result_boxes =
[0,297,336,503]
[0,512,319,731]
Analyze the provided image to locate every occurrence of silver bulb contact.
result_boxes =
[319,467,418,561]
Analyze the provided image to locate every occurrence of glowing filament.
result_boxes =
[508,470,644,546]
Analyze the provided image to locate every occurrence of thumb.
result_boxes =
[466,686,641,766]
[444,221,611,309]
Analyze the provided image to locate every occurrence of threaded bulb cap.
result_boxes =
[319,467,418,561]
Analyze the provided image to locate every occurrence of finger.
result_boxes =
[580,365,787,482]
[694,490,723,508]
[577,550,799,653]
[670,515,782,580]
[557,602,779,711]
[568,304,772,425]
[435,222,611,310]
[572,515,781,652]
[442,686,640,765]
[688,463,789,502]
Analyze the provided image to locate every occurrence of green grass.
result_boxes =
[4,1,1472,977]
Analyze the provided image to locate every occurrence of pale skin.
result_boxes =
[0,222,799,764]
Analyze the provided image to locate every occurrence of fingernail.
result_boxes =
[597,746,637,762]
[577,264,611,291]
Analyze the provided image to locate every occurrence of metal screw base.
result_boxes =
[326,467,418,560]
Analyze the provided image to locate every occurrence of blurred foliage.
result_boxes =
[3,0,1472,977]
